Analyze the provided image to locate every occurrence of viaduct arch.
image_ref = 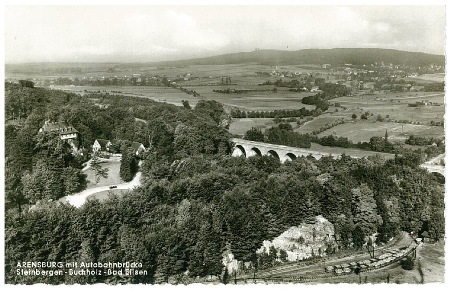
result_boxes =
[232,139,446,176]
[231,138,342,163]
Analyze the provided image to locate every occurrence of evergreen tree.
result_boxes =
[90,154,109,184]
[120,149,138,182]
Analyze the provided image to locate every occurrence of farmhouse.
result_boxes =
[92,139,146,156]
[130,142,146,156]
[93,139,112,153]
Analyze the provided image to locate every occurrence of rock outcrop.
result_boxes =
[257,215,336,261]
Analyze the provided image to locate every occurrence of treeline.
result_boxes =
[6,151,444,283]
[301,95,330,111]
[231,107,322,119]
[424,82,445,92]
[315,82,351,98]
[213,88,271,94]
[260,79,309,89]
[300,83,351,111]
[312,134,445,161]
[405,135,444,146]
[312,134,394,153]
[52,75,172,87]
[244,124,311,148]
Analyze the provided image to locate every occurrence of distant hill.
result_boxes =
[151,48,445,67]
[5,48,444,76]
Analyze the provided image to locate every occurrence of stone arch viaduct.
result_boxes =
[231,138,342,163]
[232,139,446,176]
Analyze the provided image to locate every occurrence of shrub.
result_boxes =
[401,256,415,270]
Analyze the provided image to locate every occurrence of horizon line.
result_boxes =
[5,47,445,65]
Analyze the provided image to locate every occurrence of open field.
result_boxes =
[84,158,123,189]
[51,85,200,107]
[405,73,445,83]
[209,93,313,111]
[318,120,444,143]
[180,82,316,111]
[229,118,275,136]
[334,92,444,125]
[294,113,349,134]
[208,91,314,111]
[52,84,317,112]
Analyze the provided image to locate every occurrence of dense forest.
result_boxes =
[4,81,445,284]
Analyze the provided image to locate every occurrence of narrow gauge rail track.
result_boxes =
[237,232,415,282]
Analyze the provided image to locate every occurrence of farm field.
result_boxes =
[229,118,276,136]
[51,85,200,107]
[190,85,315,111]
[318,120,444,143]
[294,113,349,134]
[405,73,445,83]
[51,84,317,112]
[333,92,444,124]
[209,93,314,111]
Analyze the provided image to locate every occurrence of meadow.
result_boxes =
[228,118,276,136]
[405,72,445,83]
[51,85,200,107]
[294,113,349,134]
[317,120,444,143]
[333,92,444,125]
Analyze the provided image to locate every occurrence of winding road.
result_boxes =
[420,153,445,175]
[61,172,142,208]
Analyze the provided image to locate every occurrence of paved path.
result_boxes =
[62,172,141,208]
[423,153,445,165]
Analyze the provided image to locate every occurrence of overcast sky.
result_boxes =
[5,5,446,63]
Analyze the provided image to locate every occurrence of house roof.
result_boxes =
[95,139,111,148]
[40,121,78,134]
[130,142,145,151]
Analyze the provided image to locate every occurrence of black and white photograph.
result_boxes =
[2,1,447,287]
